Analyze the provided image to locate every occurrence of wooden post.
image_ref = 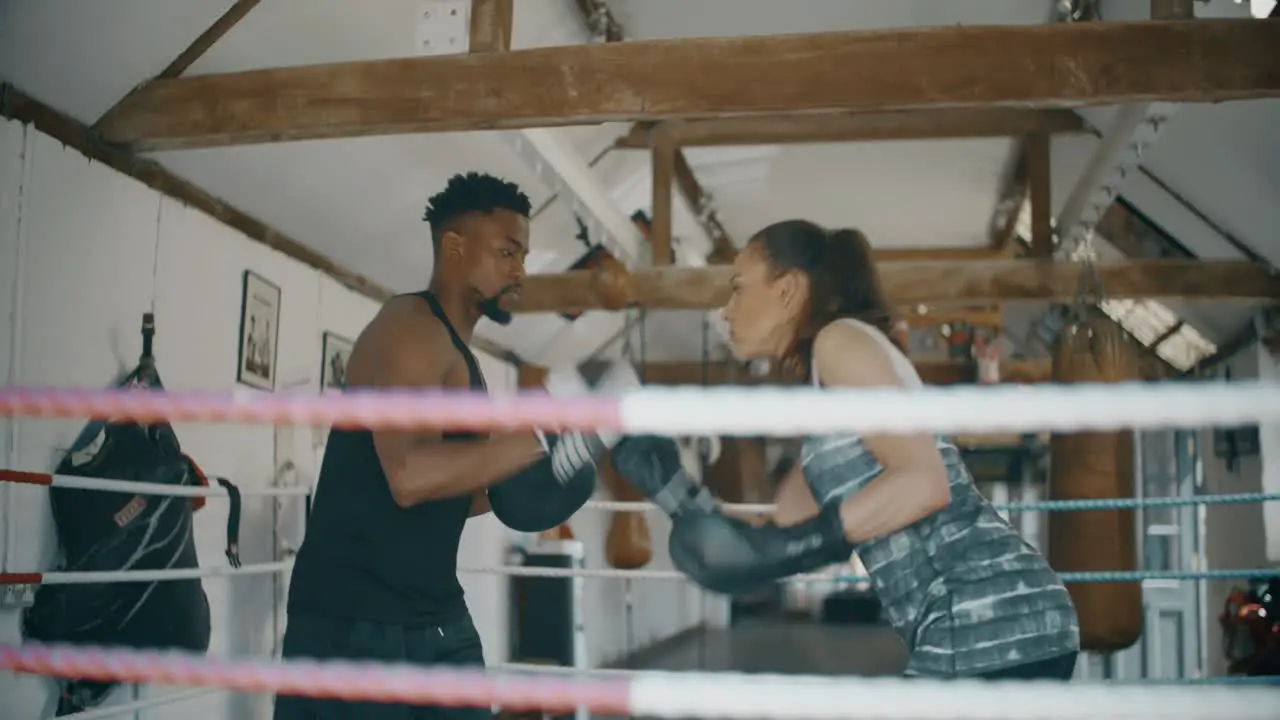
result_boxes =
[513,260,1280,313]
[516,363,548,389]
[650,127,677,265]
[469,0,514,54]
[1027,133,1053,257]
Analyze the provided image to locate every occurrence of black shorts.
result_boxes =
[273,612,490,720]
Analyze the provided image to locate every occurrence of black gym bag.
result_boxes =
[21,314,242,716]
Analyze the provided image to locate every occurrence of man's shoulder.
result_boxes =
[346,296,457,386]
[373,295,450,341]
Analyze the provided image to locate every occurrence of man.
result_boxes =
[275,172,612,719]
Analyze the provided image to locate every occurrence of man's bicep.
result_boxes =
[366,316,454,479]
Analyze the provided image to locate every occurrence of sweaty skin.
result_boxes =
[349,208,546,510]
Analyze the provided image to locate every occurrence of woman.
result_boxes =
[612,219,1080,681]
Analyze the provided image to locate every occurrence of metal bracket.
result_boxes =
[1,582,37,609]
[1026,102,1179,349]
[415,0,471,56]
[503,128,643,264]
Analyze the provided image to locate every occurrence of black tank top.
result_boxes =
[287,291,486,623]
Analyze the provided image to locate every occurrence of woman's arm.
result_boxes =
[811,323,951,544]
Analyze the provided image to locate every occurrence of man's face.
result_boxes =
[442,209,530,325]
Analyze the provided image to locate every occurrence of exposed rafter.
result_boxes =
[93,0,261,128]
[94,19,1280,151]
[515,260,1280,314]
[504,128,644,264]
[616,109,1087,148]
[585,358,1056,387]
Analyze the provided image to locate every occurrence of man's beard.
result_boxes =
[478,286,517,326]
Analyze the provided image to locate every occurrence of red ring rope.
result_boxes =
[0,387,621,432]
[1,643,631,714]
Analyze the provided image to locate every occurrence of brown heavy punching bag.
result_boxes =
[1048,315,1143,652]
[600,449,653,570]
[591,254,637,310]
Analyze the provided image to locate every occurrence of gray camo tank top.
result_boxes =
[805,319,1079,676]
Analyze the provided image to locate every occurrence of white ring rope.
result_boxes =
[623,672,1278,720]
[26,561,293,585]
[619,381,1280,435]
[34,473,309,497]
[57,689,220,720]
[9,472,1277,514]
[56,648,627,716]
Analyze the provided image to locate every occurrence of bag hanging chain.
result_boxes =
[1069,227,1106,325]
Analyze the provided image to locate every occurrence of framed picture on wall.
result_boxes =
[237,270,282,391]
[321,331,354,391]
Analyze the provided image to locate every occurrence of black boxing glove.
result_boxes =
[668,502,853,595]
[612,435,853,594]
[488,432,600,533]
[488,364,626,533]
[609,435,718,518]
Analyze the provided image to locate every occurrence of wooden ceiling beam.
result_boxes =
[96,19,1280,151]
[903,306,1004,328]
[616,109,1087,148]
[599,358,1053,387]
[93,0,261,127]
[513,259,1280,314]
[620,346,1174,387]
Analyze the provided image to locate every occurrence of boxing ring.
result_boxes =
[2,381,1280,719]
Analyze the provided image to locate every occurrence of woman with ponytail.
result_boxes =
[611,219,1080,681]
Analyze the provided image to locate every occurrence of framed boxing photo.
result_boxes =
[320,331,354,391]
[237,269,282,392]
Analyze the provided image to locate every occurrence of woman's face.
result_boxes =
[721,243,804,360]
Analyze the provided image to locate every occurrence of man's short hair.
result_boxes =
[422,172,532,249]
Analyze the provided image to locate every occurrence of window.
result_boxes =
[1098,299,1178,347]
[1154,324,1219,372]
[1247,0,1277,19]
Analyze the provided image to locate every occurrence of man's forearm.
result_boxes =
[390,434,545,507]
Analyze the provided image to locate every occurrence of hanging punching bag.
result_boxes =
[1048,314,1143,652]
[591,254,636,310]
[600,449,653,570]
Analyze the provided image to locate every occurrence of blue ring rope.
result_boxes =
[820,567,1280,584]
[992,492,1280,513]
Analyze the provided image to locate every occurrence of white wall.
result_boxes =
[1198,338,1275,677]
[568,498,713,668]
[0,118,704,719]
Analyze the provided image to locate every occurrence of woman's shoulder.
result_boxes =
[813,317,883,354]
[813,319,895,379]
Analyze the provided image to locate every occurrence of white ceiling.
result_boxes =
[1,0,1275,366]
